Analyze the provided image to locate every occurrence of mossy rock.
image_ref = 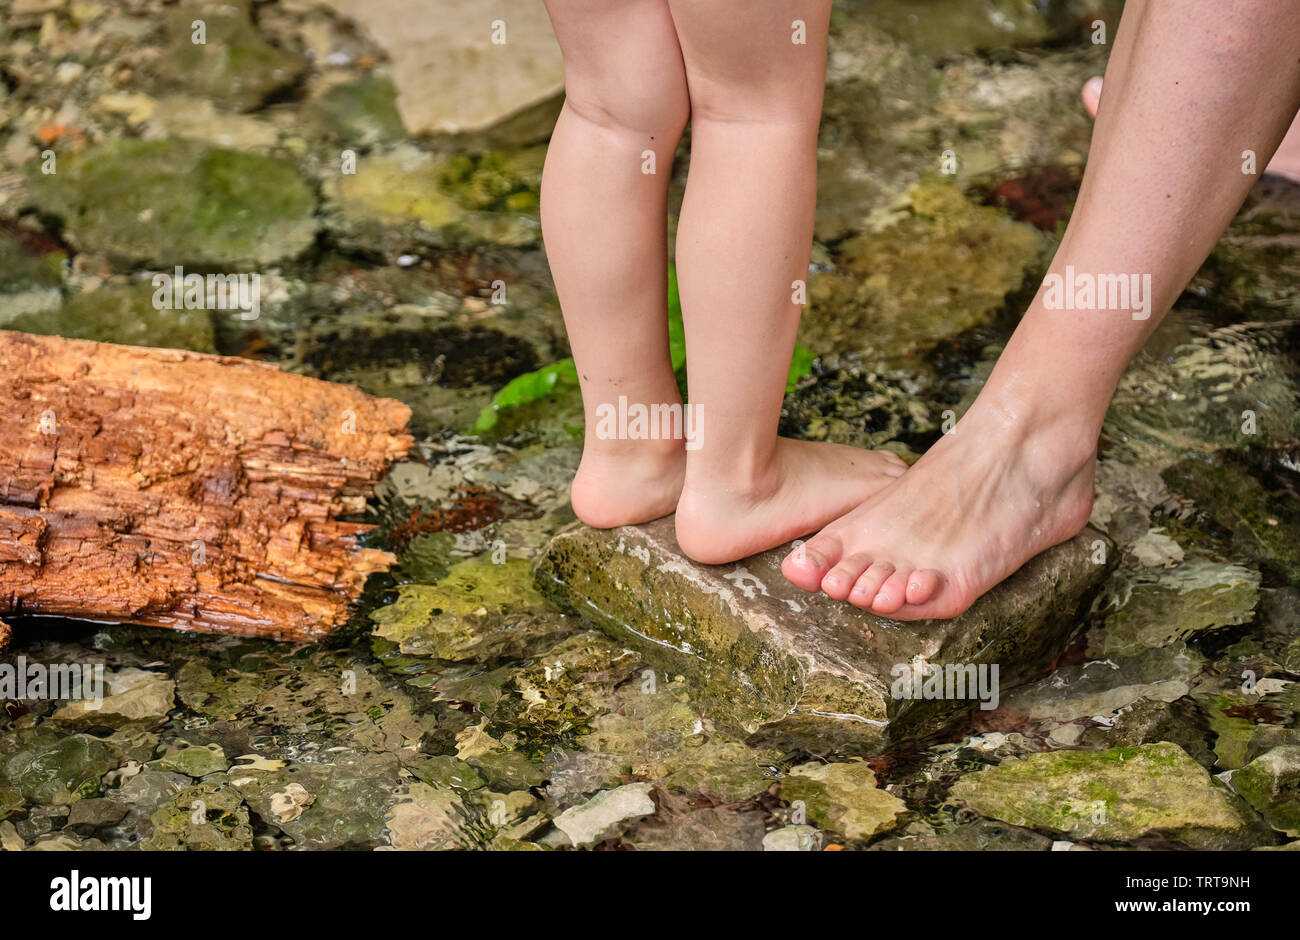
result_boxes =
[1092,558,1261,658]
[1232,746,1300,837]
[781,760,907,842]
[1162,449,1300,586]
[369,556,554,659]
[151,744,229,779]
[950,742,1267,849]
[308,73,408,148]
[140,779,252,850]
[7,283,215,352]
[3,732,116,805]
[27,138,318,269]
[154,1,307,112]
[800,184,1044,361]
[324,145,544,256]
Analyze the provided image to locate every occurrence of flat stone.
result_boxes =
[52,668,176,728]
[1231,746,1300,837]
[782,760,906,842]
[763,825,822,851]
[321,0,563,139]
[534,517,1112,751]
[950,742,1266,850]
[552,782,656,848]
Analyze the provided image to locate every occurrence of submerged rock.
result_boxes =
[552,782,656,847]
[150,744,228,779]
[370,556,557,659]
[949,742,1265,849]
[1231,746,1300,837]
[535,516,1111,751]
[1161,448,1300,586]
[800,185,1045,361]
[384,781,467,851]
[1092,558,1261,658]
[141,779,253,851]
[26,138,318,269]
[781,760,907,842]
[763,825,822,852]
[52,668,176,728]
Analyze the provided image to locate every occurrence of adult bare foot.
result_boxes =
[1082,75,1300,184]
[781,398,1096,620]
[570,440,686,529]
[674,438,906,565]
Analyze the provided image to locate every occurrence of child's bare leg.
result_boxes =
[668,0,906,565]
[784,0,1300,618]
[540,0,689,528]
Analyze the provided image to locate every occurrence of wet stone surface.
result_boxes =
[0,0,1297,851]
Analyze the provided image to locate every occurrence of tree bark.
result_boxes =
[0,331,413,642]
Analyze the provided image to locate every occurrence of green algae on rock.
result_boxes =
[0,227,63,322]
[781,760,907,842]
[949,742,1266,849]
[27,138,318,269]
[323,145,543,256]
[1091,557,1261,658]
[1231,746,1300,837]
[1161,449,1300,586]
[800,184,1045,361]
[154,1,307,112]
[150,744,228,779]
[141,779,253,851]
[307,73,407,149]
[370,555,564,660]
[7,283,215,351]
[534,515,1112,751]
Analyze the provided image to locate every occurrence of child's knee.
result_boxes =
[564,73,689,139]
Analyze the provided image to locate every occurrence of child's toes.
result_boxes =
[870,569,912,615]
[782,532,842,592]
[905,569,942,606]
[820,553,872,600]
[848,561,894,609]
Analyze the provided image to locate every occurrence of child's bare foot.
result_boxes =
[781,399,1096,620]
[570,441,686,529]
[674,438,907,565]
[1082,75,1300,184]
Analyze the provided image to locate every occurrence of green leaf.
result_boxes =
[668,264,685,372]
[473,357,578,432]
[472,265,816,433]
[786,343,815,393]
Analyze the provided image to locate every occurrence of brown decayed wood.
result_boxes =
[0,331,413,642]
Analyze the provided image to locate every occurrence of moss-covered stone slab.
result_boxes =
[1091,558,1261,658]
[1231,746,1300,837]
[26,138,318,269]
[800,185,1046,361]
[949,742,1267,849]
[154,1,307,112]
[781,760,907,842]
[534,516,1111,751]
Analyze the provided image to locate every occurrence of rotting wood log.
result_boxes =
[0,331,413,642]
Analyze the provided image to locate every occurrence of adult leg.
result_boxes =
[784,0,1300,617]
